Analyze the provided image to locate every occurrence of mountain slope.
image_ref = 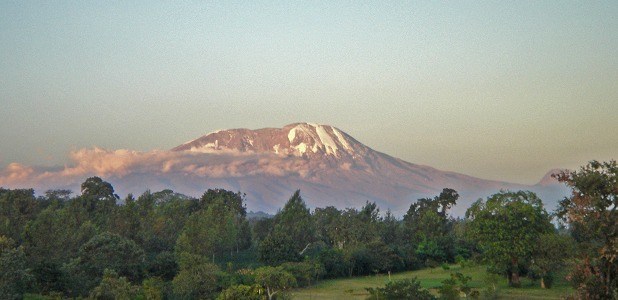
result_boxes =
[166,123,544,215]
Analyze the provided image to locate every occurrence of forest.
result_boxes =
[0,160,616,299]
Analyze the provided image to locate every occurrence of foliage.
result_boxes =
[403,188,459,268]
[200,189,252,250]
[438,272,479,300]
[254,266,297,300]
[529,233,575,289]
[75,232,145,285]
[217,284,263,300]
[318,247,347,278]
[175,198,239,261]
[465,190,553,287]
[259,229,300,265]
[0,188,39,242]
[554,160,618,298]
[141,277,164,300]
[0,178,584,299]
[366,277,435,300]
[172,253,221,299]
[0,236,33,300]
[88,269,137,300]
[259,190,315,265]
[279,260,325,287]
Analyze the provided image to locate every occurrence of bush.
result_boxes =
[217,284,262,300]
[279,261,324,287]
[365,277,435,300]
[438,272,479,300]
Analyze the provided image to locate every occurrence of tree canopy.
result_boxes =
[555,160,618,298]
[465,190,553,287]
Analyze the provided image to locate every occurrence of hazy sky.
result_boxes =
[1,1,617,185]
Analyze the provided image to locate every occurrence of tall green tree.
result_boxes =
[176,198,238,262]
[200,189,252,251]
[65,232,144,295]
[554,160,618,298]
[0,188,40,242]
[23,203,97,293]
[465,190,553,287]
[71,177,119,229]
[313,206,343,248]
[0,236,32,300]
[402,188,459,268]
[172,253,220,300]
[259,190,314,265]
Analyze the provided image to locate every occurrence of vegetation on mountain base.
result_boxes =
[0,160,614,299]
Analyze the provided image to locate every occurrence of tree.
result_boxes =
[80,176,119,202]
[172,253,220,299]
[366,277,435,300]
[254,266,296,300]
[318,247,347,278]
[199,189,247,219]
[217,284,263,300]
[554,160,618,298]
[72,177,119,229]
[0,236,32,300]
[111,194,141,241]
[529,233,575,288]
[88,269,136,300]
[0,188,40,242]
[139,190,196,255]
[403,188,459,268]
[176,198,239,262]
[313,206,343,248]
[199,189,252,251]
[67,232,144,295]
[259,229,299,265]
[24,204,97,294]
[280,261,325,287]
[274,190,315,251]
[465,190,553,287]
[259,190,314,265]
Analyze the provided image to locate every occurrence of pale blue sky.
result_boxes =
[1,1,617,184]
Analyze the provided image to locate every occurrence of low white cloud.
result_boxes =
[0,147,312,192]
[0,163,35,185]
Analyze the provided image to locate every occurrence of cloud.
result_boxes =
[0,163,35,185]
[0,147,312,192]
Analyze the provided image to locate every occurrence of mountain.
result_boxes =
[165,123,563,215]
[0,123,568,216]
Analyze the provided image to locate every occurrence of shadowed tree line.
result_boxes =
[0,160,615,299]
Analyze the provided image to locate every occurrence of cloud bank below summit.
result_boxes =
[0,147,316,192]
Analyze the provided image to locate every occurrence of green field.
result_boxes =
[290,265,575,299]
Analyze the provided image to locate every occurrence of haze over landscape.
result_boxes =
[1,2,617,195]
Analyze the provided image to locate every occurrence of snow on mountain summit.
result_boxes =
[172,123,362,159]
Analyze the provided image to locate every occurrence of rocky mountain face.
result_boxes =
[164,123,566,215]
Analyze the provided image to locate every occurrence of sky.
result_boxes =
[1,1,617,185]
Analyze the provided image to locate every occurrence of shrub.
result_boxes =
[365,277,435,300]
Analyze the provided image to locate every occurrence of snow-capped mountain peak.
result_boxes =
[172,123,361,159]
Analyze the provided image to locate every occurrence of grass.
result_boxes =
[290,265,575,299]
